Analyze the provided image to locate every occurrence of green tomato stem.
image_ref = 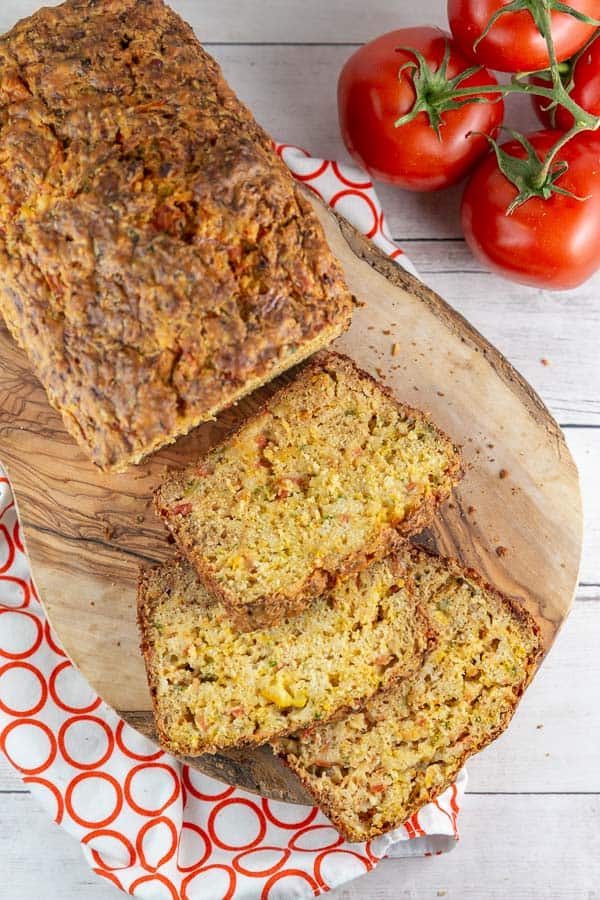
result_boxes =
[538,1,561,89]
[449,81,599,129]
[393,0,600,213]
[534,122,598,187]
[530,1,598,186]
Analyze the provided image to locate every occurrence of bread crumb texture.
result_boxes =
[138,554,431,754]
[272,548,541,842]
[156,352,462,629]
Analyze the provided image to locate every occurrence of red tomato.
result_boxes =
[533,32,600,129]
[448,0,599,72]
[461,130,600,289]
[337,27,504,191]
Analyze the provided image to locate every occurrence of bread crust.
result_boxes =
[137,567,183,755]
[155,351,463,631]
[0,0,352,471]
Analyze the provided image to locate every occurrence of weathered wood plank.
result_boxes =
[3,0,446,42]
[2,794,118,900]
[333,794,600,899]
[2,791,599,900]
[565,429,600,585]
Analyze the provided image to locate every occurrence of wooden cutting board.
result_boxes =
[0,191,582,803]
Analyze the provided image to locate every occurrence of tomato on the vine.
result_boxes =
[337,27,504,191]
[461,130,600,289]
[533,32,600,129]
[448,0,599,72]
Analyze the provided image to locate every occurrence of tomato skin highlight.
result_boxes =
[533,32,600,129]
[337,27,504,191]
[448,0,599,72]
[461,131,600,289]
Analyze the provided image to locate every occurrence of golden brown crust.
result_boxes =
[155,351,463,631]
[0,0,352,471]
[136,567,179,754]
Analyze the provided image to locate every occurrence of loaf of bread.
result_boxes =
[0,0,352,471]
[137,554,433,755]
[155,352,462,631]
[272,548,541,842]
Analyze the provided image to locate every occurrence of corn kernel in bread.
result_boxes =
[272,548,541,842]
[155,352,462,631]
[137,555,433,755]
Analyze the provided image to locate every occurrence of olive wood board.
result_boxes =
[0,189,582,803]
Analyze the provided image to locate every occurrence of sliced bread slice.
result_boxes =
[137,554,433,755]
[154,351,462,631]
[272,548,541,842]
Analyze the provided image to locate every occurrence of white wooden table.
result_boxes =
[2,1,599,897]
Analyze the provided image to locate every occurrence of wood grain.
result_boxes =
[0,0,456,43]
[0,190,583,803]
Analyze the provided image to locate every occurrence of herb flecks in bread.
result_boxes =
[155,352,462,630]
[137,555,433,755]
[272,548,541,842]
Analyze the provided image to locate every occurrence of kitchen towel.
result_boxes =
[0,146,465,900]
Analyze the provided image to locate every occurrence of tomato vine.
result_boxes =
[395,0,600,211]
